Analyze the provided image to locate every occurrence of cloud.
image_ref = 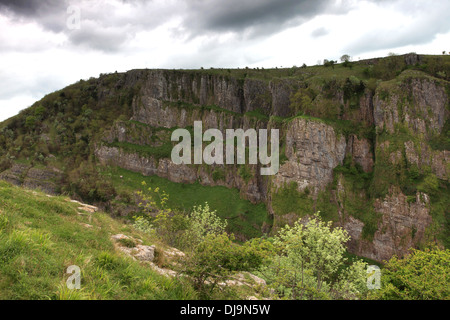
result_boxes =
[0,0,65,17]
[67,21,131,52]
[0,0,68,32]
[343,0,450,55]
[0,0,352,52]
[180,0,343,39]
[311,27,329,38]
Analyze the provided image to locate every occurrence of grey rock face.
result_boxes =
[374,72,448,137]
[76,68,450,262]
[344,188,432,262]
[274,118,347,193]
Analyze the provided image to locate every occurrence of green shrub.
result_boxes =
[271,182,313,217]
[369,247,450,300]
[212,167,226,182]
[418,174,440,196]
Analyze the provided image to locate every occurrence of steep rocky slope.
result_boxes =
[1,53,449,262]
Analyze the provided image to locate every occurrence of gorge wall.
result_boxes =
[1,54,449,262]
[93,58,449,262]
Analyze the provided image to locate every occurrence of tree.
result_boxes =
[25,116,37,129]
[276,213,349,292]
[184,202,227,245]
[262,213,368,299]
[290,88,315,115]
[135,182,188,247]
[323,59,336,69]
[340,54,351,62]
[369,247,449,300]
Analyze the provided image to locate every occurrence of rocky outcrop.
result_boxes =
[111,233,156,262]
[345,188,432,262]
[374,71,448,137]
[403,140,450,181]
[346,134,374,173]
[274,118,347,193]
[92,66,450,263]
[0,164,62,194]
[129,70,298,119]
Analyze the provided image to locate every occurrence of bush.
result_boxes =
[135,183,189,247]
[369,247,450,300]
[180,232,266,296]
[418,174,440,196]
[0,158,11,173]
[262,213,369,300]
[184,202,227,246]
[25,116,37,129]
[68,163,117,202]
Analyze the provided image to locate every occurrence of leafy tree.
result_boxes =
[323,59,336,69]
[34,105,46,120]
[276,213,349,291]
[185,202,227,245]
[67,162,117,202]
[417,174,439,196]
[25,116,36,129]
[340,54,351,62]
[135,182,188,247]
[261,213,369,299]
[369,247,449,300]
[332,260,369,300]
[290,87,316,115]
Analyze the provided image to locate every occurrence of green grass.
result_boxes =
[101,166,272,240]
[0,180,197,300]
[270,181,313,219]
[106,140,173,161]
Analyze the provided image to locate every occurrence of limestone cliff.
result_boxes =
[1,54,449,262]
[95,58,448,262]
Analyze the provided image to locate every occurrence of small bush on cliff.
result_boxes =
[271,182,313,218]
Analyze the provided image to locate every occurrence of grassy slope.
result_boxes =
[0,180,197,300]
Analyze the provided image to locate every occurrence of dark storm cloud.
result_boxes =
[0,0,347,51]
[0,0,64,17]
[0,0,68,32]
[67,22,131,52]
[180,0,354,39]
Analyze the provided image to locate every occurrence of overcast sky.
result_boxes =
[1,0,449,122]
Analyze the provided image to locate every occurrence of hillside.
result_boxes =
[0,53,449,263]
[0,179,198,299]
